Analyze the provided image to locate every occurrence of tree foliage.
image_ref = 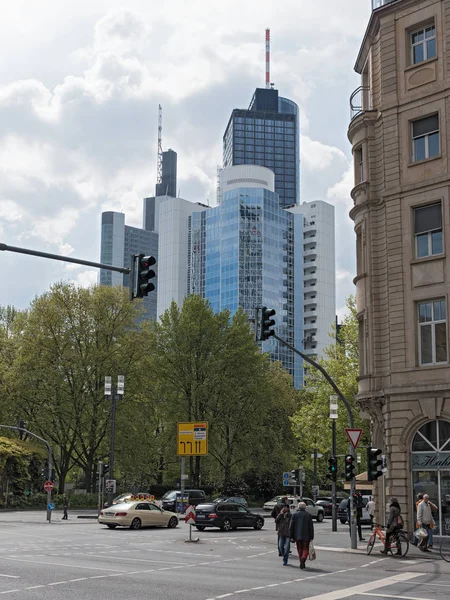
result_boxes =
[291,296,369,488]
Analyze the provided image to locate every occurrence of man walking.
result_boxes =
[290,502,314,570]
[272,497,289,555]
[275,505,291,565]
[62,494,69,520]
[417,494,436,550]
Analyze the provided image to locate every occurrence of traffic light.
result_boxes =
[290,469,297,481]
[344,455,355,481]
[41,466,55,480]
[260,307,276,340]
[328,456,338,480]
[136,254,156,298]
[103,464,109,477]
[367,447,383,481]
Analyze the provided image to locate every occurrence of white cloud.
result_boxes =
[300,135,348,172]
[73,269,98,288]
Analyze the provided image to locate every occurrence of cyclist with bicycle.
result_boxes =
[380,497,403,556]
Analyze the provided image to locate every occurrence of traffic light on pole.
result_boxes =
[136,254,156,298]
[367,447,383,481]
[344,455,355,481]
[328,456,337,480]
[260,307,276,340]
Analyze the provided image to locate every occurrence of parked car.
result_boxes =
[263,496,297,512]
[213,496,248,508]
[194,502,264,532]
[298,497,325,522]
[160,489,206,512]
[315,497,344,517]
[98,501,178,530]
[337,496,371,525]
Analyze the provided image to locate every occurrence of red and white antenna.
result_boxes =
[265,28,270,89]
[157,104,163,185]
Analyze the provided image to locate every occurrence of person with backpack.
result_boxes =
[380,497,403,556]
[272,497,289,555]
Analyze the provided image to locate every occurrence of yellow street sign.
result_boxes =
[177,422,208,456]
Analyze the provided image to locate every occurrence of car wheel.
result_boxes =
[221,518,232,532]
[130,518,142,530]
[254,517,264,530]
[340,519,347,524]
[167,516,178,528]
[196,526,205,531]
[316,512,324,523]
[106,524,117,529]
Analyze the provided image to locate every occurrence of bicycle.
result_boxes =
[366,522,409,557]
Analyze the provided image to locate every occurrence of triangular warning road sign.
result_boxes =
[345,428,362,449]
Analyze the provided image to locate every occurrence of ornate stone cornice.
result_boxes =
[357,396,386,426]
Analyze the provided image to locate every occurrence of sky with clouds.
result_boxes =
[0,0,372,318]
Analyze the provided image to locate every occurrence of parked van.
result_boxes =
[161,489,206,512]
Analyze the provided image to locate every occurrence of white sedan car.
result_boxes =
[99,501,179,530]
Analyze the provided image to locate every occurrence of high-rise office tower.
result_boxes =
[188,165,304,387]
[155,149,177,198]
[99,211,158,321]
[223,87,300,209]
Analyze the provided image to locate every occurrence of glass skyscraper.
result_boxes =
[223,88,299,209]
[188,165,304,386]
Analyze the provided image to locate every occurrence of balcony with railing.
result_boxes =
[349,86,372,120]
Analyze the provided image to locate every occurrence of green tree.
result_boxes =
[5,283,149,492]
[291,296,369,488]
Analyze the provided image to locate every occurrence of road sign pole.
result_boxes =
[47,447,53,523]
[331,419,337,532]
[350,444,357,549]
[180,456,185,512]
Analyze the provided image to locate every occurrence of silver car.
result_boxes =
[296,497,325,522]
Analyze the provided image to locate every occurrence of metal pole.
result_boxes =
[47,446,53,523]
[107,387,117,507]
[0,242,130,274]
[313,447,318,501]
[180,457,185,513]
[98,461,103,516]
[331,419,337,532]
[350,445,357,549]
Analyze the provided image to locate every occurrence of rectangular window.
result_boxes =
[355,147,363,182]
[414,202,443,258]
[412,114,439,161]
[411,24,436,64]
[418,299,447,365]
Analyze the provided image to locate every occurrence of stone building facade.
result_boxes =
[349,0,450,536]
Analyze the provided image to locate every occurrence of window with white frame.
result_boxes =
[412,114,439,162]
[411,24,436,65]
[414,202,443,258]
[418,299,447,365]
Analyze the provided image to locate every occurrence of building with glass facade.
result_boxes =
[222,88,299,209]
[99,211,158,321]
[188,165,304,387]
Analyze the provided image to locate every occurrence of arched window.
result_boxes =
[412,419,450,452]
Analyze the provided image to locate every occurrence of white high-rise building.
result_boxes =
[289,200,336,363]
[143,195,209,318]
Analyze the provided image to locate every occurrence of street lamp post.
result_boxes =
[105,375,124,506]
[330,395,338,532]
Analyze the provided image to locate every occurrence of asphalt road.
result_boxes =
[0,511,449,600]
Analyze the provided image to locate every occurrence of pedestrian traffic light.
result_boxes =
[344,455,355,481]
[328,456,338,481]
[260,307,276,340]
[367,447,383,481]
[136,254,156,298]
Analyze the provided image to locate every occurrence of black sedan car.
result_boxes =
[194,502,264,532]
[315,497,344,517]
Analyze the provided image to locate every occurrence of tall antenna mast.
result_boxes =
[157,104,163,185]
[265,28,270,89]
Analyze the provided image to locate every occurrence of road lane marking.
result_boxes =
[2,557,129,572]
[0,575,19,579]
[301,573,423,600]
[73,552,188,566]
[363,595,436,600]
[0,591,20,595]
